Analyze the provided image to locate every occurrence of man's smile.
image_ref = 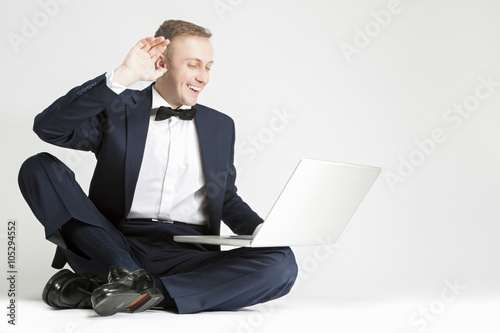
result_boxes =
[188,84,201,93]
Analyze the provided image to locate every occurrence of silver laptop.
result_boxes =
[174,158,381,247]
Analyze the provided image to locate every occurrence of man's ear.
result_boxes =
[155,54,167,70]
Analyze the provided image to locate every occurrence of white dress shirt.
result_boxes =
[105,72,209,225]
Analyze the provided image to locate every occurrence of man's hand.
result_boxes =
[112,37,169,87]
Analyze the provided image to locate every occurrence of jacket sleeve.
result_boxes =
[33,73,122,154]
[220,122,264,235]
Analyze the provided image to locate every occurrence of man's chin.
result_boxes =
[184,99,198,107]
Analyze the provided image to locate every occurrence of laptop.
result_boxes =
[174,158,381,247]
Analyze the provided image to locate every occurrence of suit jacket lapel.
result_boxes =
[194,106,221,234]
[123,85,153,215]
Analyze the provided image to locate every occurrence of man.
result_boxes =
[18,20,297,316]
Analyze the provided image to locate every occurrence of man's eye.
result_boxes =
[188,63,196,68]
[206,67,211,71]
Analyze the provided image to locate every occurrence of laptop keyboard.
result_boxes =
[225,235,254,240]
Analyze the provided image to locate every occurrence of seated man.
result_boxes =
[18,19,297,316]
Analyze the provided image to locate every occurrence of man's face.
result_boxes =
[157,36,213,108]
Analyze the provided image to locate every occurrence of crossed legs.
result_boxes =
[18,152,298,315]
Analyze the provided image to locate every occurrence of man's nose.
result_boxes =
[196,69,209,85]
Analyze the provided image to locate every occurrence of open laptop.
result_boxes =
[174,158,381,247]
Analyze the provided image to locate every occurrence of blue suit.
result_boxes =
[18,74,297,313]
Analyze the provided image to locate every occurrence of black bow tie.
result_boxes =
[155,106,197,121]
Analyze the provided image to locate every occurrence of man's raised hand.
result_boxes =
[112,37,169,87]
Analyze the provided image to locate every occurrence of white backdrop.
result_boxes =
[0,0,499,324]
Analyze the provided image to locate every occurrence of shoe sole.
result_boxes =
[92,288,164,316]
[42,269,73,307]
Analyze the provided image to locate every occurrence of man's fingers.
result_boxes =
[150,38,169,55]
[135,37,169,58]
[139,37,167,50]
[136,37,154,49]
[117,37,170,85]
[149,40,168,56]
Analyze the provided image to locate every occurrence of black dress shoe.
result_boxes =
[90,266,164,316]
[42,269,104,309]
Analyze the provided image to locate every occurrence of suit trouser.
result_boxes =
[18,152,298,314]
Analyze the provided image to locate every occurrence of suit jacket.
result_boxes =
[33,74,263,238]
